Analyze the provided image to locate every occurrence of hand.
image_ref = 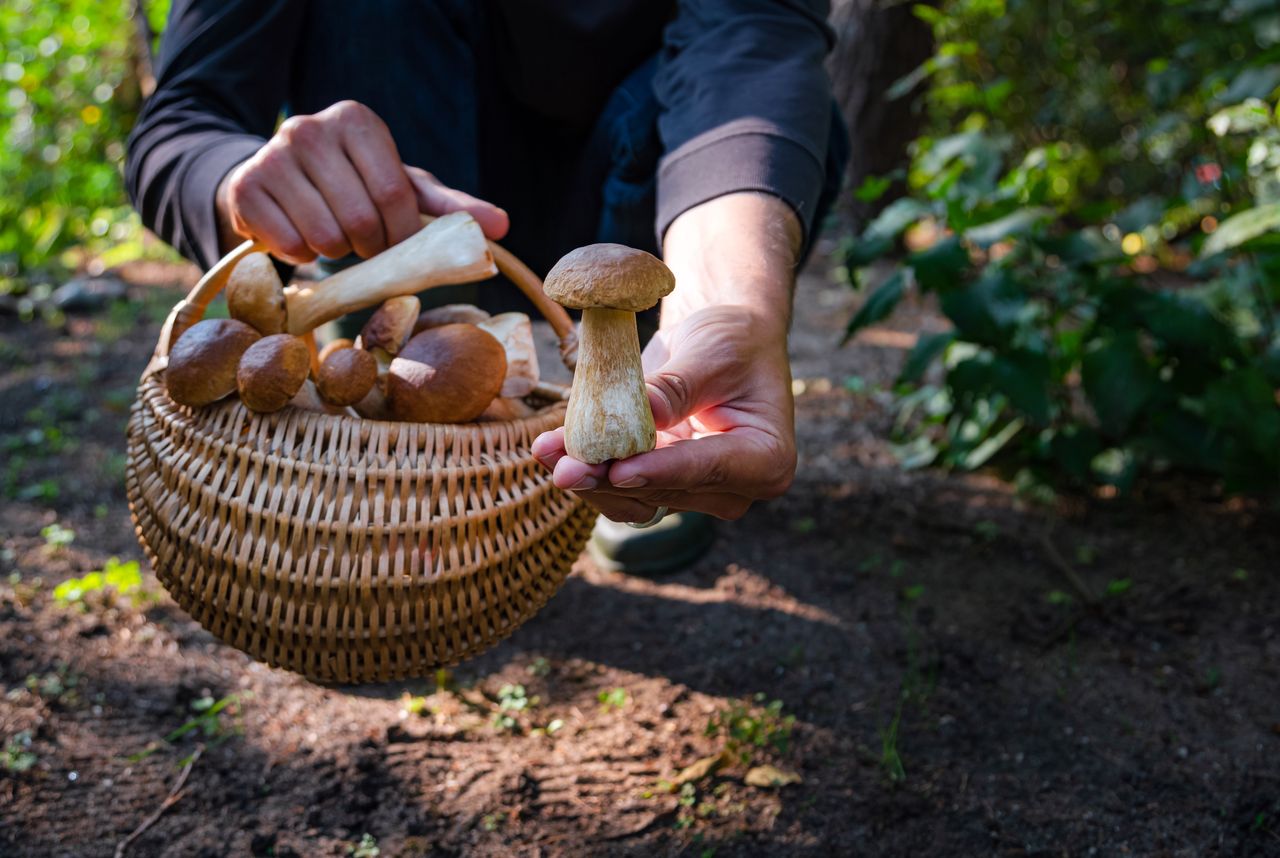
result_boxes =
[217,100,508,263]
[531,305,796,522]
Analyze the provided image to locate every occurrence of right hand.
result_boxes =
[217,100,509,263]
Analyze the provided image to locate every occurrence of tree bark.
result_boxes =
[827,0,937,227]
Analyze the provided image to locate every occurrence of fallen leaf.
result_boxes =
[744,765,803,788]
[668,751,730,789]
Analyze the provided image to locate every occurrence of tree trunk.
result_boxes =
[827,0,937,227]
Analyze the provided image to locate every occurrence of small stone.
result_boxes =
[51,275,129,313]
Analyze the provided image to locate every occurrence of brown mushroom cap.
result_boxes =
[317,337,354,365]
[166,318,261,407]
[360,295,420,356]
[386,324,507,423]
[543,244,674,311]
[316,347,378,407]
[411,303,491,335]
[236,334,311,413]
[226,252,287,335]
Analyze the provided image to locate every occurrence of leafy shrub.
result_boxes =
[0,0,173,295]
[843,0,1280,493]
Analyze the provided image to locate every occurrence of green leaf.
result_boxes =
[864,198,933,242]
[938,268,1024,346]
[1201,203,1280,256]
[964,207,1052,247]
[1082,334,1158,437]
[908,237,969,292]
[990,352,1053,424]
[898,331,956,384]
[844,270,907,343]
[1207,98,1273,136]
[959,417,1025,468]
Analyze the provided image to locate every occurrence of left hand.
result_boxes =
[531,305,796,522]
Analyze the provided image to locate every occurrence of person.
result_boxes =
[126,0,848,569]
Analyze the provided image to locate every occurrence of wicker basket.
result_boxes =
[125,236,595,684]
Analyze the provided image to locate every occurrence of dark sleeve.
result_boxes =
[652,0,835,245]
[125,0,305,269]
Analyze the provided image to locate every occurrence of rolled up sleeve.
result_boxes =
[653,0,836,244]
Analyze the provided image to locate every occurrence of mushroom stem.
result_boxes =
[564,308,655,464]
[282,212,497,335]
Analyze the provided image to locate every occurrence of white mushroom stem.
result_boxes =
[282,212,497,335]
[564,308,655,464]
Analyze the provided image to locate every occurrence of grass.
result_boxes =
[598,687,628,712]
[2,731,37,773]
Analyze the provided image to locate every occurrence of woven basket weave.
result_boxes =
[125,236,595,684]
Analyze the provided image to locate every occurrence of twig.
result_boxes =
[114,745,202,858]
[1038,528,1099,607]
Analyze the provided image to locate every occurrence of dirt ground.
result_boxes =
[1,243,1278,857]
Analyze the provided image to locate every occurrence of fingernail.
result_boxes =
[612,475,648,488]
[569,476,598,491]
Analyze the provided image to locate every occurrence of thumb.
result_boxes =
[645,363,710,430]
[406,166,510,240]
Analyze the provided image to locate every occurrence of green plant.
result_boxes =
[704,694,795,767]
[52,555,143,604]
[24,663,80,706]
[40,521,75,551]
[1,0,178,294]
[2,731,37,772]
[348,833,380,858]
[492,683,537,733]
[598,687,628,712]
[842,0,1280,493]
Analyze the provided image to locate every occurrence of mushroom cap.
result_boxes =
[386,324,507,423]
[543,244,674,311]
[359,295,420,356]
[477,312,540,398]
[166,318,261,407]
[316,347,378,407]
[236,334,311,413]
[412,303,491,335]
[317,337,354,365]
[226,252,287,335]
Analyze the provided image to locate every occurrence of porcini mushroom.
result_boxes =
[477,313,539,398]
[386,324,506,423]
[317,337,354,365]
[412,303,491,334]
[316,347,377,407]
[237,334,311,413]
[282,212,496,334]
[351,296,419,419]
[543,244,674,464]
[226,252,287,335]
[165,318,261,407]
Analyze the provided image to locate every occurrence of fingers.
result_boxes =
[608,432,794,500]
[407,167,510,240]
[227,179,313,264]
[336,106,420,248]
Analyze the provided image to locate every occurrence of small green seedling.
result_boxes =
[598,687,628,712]
[41,522,75,552]
[3,731,37,772]
[705,694,795,766]
[493,684,536,732]
[526,657,551,678]
[1105,578,1133,597]
[481,813,505,832]
[348,833,380,858]
[53,556,143,605]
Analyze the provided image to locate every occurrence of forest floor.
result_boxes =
[1,241,1278,857]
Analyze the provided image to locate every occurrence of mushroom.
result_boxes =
[412,303,491,334]
[225,252,287,335]
[543,244,674,464]
[386,324,507,423]
[316,347,378,407]
[351,296,419,419]
[236,334,311,413]
[477,312,540,398]
[290,378,354,415]
[317,337,354,365]
[478,397,537,422]
[165,318,261,407]
[282,212,496,334]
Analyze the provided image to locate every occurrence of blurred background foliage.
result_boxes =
[843,0,1280,493]
[0,0,172,304]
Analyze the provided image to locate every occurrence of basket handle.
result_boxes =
[152,216,578,372]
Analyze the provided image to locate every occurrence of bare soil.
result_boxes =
[1,246,1278,857]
